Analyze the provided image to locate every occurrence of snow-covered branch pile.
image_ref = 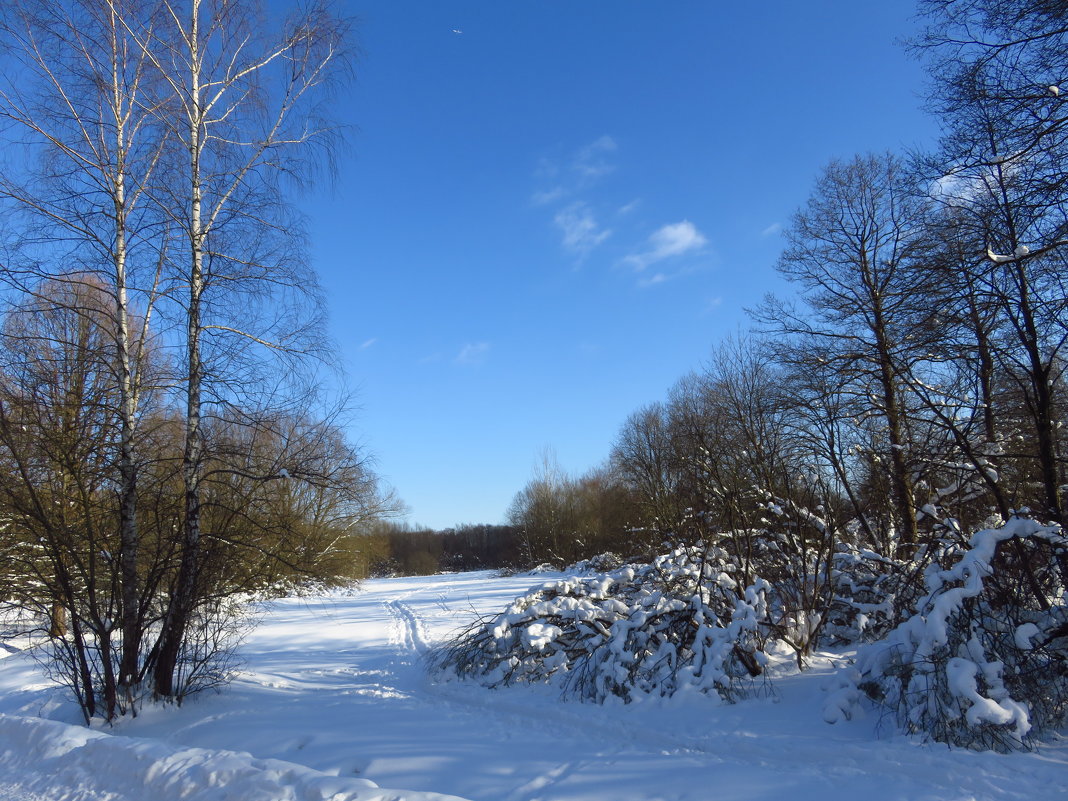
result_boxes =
[564,551,626,575]
[825,516,1068,750]
[433,546,770,704]
[436,514,1068,752]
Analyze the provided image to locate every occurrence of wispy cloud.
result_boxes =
[359,337,378,350]
[572,135,617,181]
[623,220,707,272]
[456,342,490,365]
[531,186,568,206]
[617,199,641,216]
[530,135,617,207]
[637,272,669,288]
[555,202,611,255]
[760,222,782,238]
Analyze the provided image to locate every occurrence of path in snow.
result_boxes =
[2,571,1067,801]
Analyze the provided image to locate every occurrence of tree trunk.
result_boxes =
[48,600,66,638]
[154,0,205,699]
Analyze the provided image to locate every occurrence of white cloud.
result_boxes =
[760,222,782,238]
[456,342,490,365]
[930,152,1032,211]
[533,136,617,198]
[554,202,611,255]
[531,137,620,250]
[617,199,640,215]
[623,220,707,271]
[359,337,377,350]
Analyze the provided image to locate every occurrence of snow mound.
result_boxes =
[0,713,472,801]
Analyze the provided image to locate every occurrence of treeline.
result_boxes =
[0,0,386,724]
[366,467,645,576]
[354,522,525,576]
[507,0,1068,571]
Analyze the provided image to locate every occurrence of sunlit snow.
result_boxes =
[1,571,1065,800]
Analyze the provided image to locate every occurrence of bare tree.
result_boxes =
[916,0,1068,523]
[611,403,687,537]
[507,449,576,566]
[0,279,128,721]
[0,0,171,704]
[755,153,930,554]
[196,408,392,592]
[122,0,352,698]
[0,0,367,713]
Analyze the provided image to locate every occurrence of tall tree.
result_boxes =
[755,153,929,553]
[611,402,687,536]
[0,0,169,699]
[916,0,1068,523]
[130,0,351,698]
[0,0,364,714]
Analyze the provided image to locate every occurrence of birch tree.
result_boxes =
[130,0,351,698]
[0,0,169,703]
[0,0,360,712]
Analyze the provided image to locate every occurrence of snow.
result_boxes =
[1015,623,1040,650]
[945,656,1029,735]
[836,518,1066,749]
[0,714,465,801]
[1,570,1066,801]
[521,622,562,651]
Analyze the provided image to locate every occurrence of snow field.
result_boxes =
[1,570,1066,801]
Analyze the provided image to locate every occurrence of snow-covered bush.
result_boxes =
[738,496,863,665]
[526,563,558,575]
[433,545,770,704]
[826,516,1068,750]
[822,545,910,646]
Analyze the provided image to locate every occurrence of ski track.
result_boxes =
[382,587,590,801]
[386,599,432,657]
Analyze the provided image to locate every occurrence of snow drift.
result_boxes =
[0,713,472,801]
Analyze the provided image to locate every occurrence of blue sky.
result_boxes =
[303,1,940,529]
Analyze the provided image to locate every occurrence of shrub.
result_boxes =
[822,545,910,646]
[825,516,1068,750]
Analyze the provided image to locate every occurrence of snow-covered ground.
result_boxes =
[1,570,1065,801]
